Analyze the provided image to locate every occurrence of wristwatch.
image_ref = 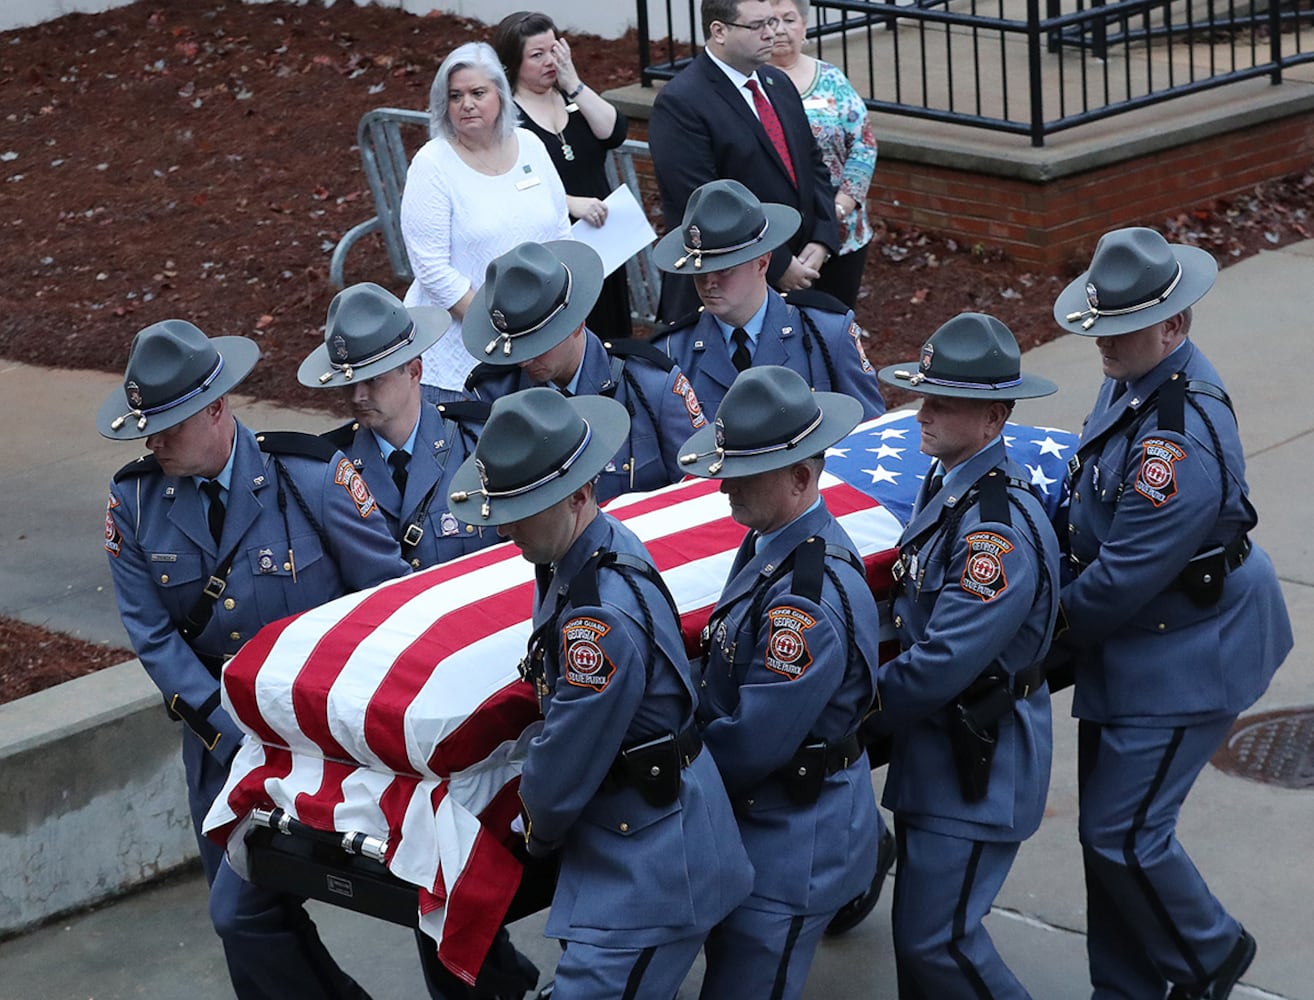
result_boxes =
[565,82,585,100]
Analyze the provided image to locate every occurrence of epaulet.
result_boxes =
[781,288,849,315]
[650,307,704,341]
[602,337,676,373]
[255,430,339,462]
[320,421,358,452]
[464,362,505,390]
[113,454,160,483]
[436,399,492,424]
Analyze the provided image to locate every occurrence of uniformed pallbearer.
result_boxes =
[1053,227,1292,999]
[462,240,707,504]
[99,319,408,999]
[448,388,754,999]
[649,179,886,422]
[299,282,496,570]
[867,312,1061,997]
[679,365,888,1000]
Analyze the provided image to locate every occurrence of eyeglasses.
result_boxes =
[718,17,782,34]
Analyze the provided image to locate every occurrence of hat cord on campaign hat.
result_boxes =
[673,219,769,271]
[316,319,417,384]
[484,264,574,358]
[1065,261,1182,331]
[680,407,822,476]
[890,368,1023,391]
[110,355,225,433]
[450,420,593,519]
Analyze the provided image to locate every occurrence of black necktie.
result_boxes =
[200,479,226,544]
[925,471,944,503]
[731,327,752,373]
[387,450,410,496]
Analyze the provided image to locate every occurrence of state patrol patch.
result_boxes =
[562,616,616,692]
[765,606,816,679]
[672,372,707,428]
[849,321,874,374]
[961,531,1013,602]
[334,457,378,517]
[104,493,122,557]
[1134,437,1184,507]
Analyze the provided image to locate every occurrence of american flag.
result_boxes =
[202,410,1075,983]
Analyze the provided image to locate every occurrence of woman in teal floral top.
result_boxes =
[770,0,878,307]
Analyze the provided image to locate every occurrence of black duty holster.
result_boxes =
[948,678,1015,803]
[607,728,702,807]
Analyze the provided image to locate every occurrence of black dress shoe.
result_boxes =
[824,827,897,936]
[1167,929,1256,999]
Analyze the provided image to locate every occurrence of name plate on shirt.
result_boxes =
[802,97,829,111]
[516,174,542,191]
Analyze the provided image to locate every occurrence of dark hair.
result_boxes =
[701,0,743,38]
[492,10,560,90]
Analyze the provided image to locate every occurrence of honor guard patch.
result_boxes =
[1134,437,1184,507]
[765,606,816,679]
[961,531,1013,602]
[673,372,707,428]
[104,492,122,557]
[334,458,378,517]
[849,321,874,374]
[562,616,616,692]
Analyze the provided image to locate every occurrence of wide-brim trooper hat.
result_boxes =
[1053,227,1217,337]
[652,179,800,276]
[298,282,450,388]
[97,319,259,440]
[448,387,630,526]
[878,312,1057,401]
[679,365,861,479]
[462,241,604,365]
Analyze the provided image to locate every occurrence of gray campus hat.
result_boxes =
[679,365,861,478]
[1053,227,1217,337]
[97,319,259,440]
[652,179,799,275]
[878,312,1057,400]
[462,241,604,364]
[298,282,450,388]
[448,387,630,526]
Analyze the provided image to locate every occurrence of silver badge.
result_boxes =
[257,547,276,574]
[920,342,934,372]
[440,511,459,537]
[332,334,349,361]
[688,224,702,249]
[1085,282,1100,309]
[713,416,726,450]
[491,309,508,332]
[126,380,143,408]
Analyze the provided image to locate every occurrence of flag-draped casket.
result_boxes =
[202,412,1076,982]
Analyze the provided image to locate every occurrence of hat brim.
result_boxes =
[97,335,260,440]
[651,203,801,275]
[297,305,451,388]
[447,394,631,526]
[877,362,1058,400]
[680,390,863,479]
[461,241,604,366]
[1053,244,1217,337]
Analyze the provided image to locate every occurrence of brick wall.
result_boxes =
[631,111,1314,270]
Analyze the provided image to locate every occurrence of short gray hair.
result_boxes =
[427,42,517,142]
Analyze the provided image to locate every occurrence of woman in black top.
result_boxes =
[493,11,634,337]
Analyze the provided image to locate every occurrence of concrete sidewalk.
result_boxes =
[1,242,1311,999]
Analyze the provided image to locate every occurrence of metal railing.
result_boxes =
[638,0,1314,146]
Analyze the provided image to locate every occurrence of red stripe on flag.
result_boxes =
[206,744,296,846]
[294,758,353,832]
[223,615,301,744]
[425,680,541,778]
[437,829,523,985]
[377,772,422,868]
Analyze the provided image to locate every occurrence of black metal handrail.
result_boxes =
[637,0,1314,146]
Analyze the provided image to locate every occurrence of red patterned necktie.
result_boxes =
[744,78,797,187]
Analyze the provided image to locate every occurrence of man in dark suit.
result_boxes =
[649,0,840,325]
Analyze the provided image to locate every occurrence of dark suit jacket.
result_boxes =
[649,53,840,323]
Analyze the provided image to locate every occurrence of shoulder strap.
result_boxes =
[255,430,339,462]
[319,421,358,453]
[436,399,493,423]
[780,288,848,315]
[114,454,160,483]
[602,337,676,373]
[464,362,505,393]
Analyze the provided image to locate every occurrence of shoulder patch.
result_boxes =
[113,454,160,483]
[1134,437,1185,507]
[334,457,378,518]
[561,615,616,692]
[849,320,874,374]
[672,372,707,428]
[764,606,816,680]
[960,530,1013,602]
[104,492,123,557]
[256,431,339,463]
